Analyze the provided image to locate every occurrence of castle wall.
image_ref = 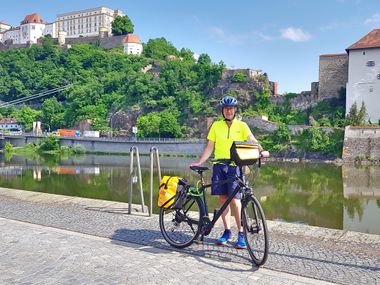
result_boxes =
[318,54,348,100]
[64,34,125,49]
[342,126,380,162]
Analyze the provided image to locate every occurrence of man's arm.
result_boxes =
[247,134,263,151]
[189,140,215,167]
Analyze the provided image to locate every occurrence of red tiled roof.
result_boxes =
[346,29,380,51]
[124,34,141,44]
[0,118,17,124]
[21,13,43,25]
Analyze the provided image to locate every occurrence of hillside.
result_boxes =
[0,37,276,138]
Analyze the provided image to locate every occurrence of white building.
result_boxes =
[56,7,124,38]
[43,22,57,38]
[2,27,20,43]
[123,34,142,55]
[1,13,47,44]
[346,29,380,123]
[19,13,45,44]
[0,21,11,32]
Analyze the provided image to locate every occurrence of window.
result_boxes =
[370,87,374,92]
[378,74,380,80]
[363,51,366,55]
[366,60,375,67]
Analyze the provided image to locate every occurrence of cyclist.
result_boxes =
[189,95,264,249]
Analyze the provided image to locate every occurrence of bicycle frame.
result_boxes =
[193,170,248,236]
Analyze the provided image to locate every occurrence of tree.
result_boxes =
[142,37,179,60]
[357,101,367,125]
[345,102,358,126]
[346,101,367,126]
[112,15,134,35]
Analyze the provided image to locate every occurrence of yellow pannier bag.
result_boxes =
[158,176,182,208]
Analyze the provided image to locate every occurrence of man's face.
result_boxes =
[223,106,236,120]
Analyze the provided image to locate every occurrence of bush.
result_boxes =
[4,142,13,152]
[231,72,247,83]
[71,144,86,154]
[38,135,60,153]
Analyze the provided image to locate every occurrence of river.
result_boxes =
[0,153,379,235]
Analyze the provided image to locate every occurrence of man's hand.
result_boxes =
[261,150,270,158]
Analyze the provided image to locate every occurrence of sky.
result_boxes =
[1,0,380,94]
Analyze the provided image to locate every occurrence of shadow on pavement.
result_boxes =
[111,227,253,267]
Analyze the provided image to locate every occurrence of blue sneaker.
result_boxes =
[235,232,247,249]
[215,229,232,245]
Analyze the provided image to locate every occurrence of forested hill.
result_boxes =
[0,37,241,138]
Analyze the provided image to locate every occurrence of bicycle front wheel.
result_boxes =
[241,195,269,266]
[159,195,202,248]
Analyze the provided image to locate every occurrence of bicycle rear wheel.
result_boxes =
[159,195,202,248]
[241,195,269,266]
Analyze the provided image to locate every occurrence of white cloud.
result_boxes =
[280,27,311,42]
[365,13,380,25]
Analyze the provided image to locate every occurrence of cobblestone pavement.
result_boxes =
[0,188,379,285]
[0,217,332,285]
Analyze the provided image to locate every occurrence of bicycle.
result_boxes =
[159,155,269,266]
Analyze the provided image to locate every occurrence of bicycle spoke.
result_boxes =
[242,196,269,266]
[159,196,201,248]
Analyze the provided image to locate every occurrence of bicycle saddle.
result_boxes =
[190,166,209,172]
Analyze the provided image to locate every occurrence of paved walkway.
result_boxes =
[0,187,379,285]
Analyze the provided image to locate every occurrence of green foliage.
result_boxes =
[259,124,292,152]
[71,144,86,154]
[293,119,344,157]
[136,111,182,138]
[4,142,13,152]
[38,135,60,153]
[143,37,179,60]
[112,15,134,35]
[11,106,42,131]
[231,72,247,83]
[346,101,367,126]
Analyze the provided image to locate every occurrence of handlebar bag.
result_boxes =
[230,141,260,166]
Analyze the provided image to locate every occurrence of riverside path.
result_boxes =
[0,187,379,285]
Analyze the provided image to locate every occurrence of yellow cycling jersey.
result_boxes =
[207,118,252,159]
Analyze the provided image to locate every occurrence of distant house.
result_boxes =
[1,13,47,44]
[0,118,23,133]
[0,21,11,32]
[56,7,124,38]
[123,34,142,55]
[317,29,380,123]
[346,29,380,123]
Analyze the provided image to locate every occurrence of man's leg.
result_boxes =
[219,195,230,229]
[230,198,242,232]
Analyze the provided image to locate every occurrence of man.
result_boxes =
[190,95,265,249]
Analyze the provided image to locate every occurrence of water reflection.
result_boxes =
[0,153,379,235]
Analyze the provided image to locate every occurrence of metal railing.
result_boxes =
[149,147,161,216]
[128,146,145,214]
[129,146,162,216]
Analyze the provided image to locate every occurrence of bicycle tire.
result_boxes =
[241,195,269,266]
[159,195,202,248]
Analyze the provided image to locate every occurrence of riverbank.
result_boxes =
[0,187,378,284]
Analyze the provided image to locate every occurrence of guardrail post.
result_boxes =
[149,147,162,216]
[129,146,145,214]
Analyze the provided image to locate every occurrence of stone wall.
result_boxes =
[318,54,348,100]
[64,34,125,49]
[0,34,125,52]
[270,91,319,111]
[342,126,380,162]
[245,116,279,133]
